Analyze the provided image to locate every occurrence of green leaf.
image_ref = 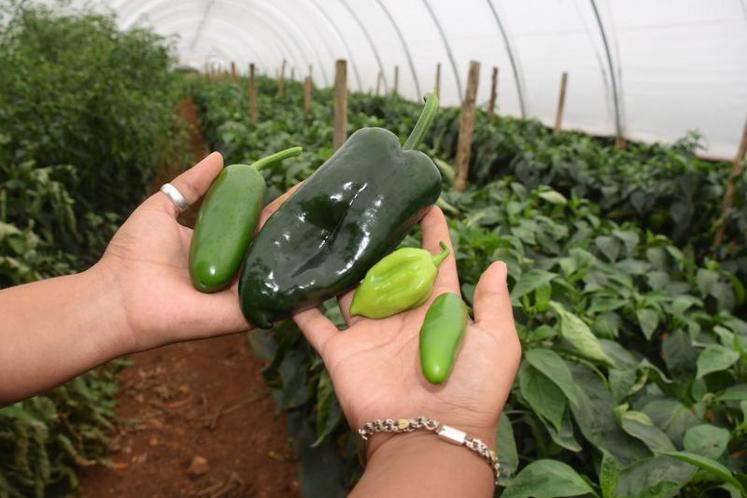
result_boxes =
[642,399,699,447]
[519,362,566,432]
[696,345,740,378]
[661,451,745,494]
[615,456,695,498]
[636,308,659,340]
[718,383,747,401]
[599,452,620,498]
[501,460,596,498]
[510,269,557,304]
[661,330,698,380]
[312,371,342,447]
[682,424,730,460]
[550,301,615,367]
[620,410,675,453]
[545,409,582,452]
[524,348,578,405]
[595,235,621,262]
[538,189,568,205]
[497,412,518,479]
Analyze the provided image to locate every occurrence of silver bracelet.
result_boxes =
[358,416,500,485]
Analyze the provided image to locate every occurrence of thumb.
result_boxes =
[142,152,224,217]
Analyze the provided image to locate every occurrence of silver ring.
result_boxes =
[160,183,189,212]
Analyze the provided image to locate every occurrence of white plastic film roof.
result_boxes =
[82,1,747,158]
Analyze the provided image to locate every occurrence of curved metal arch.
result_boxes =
[589,0,624,140]
[249,0,331,86]
[485,0,527,117]
[307,0,363,91]
[336,0,388,93]
[148,8,298,72]
[148,14,272,69]
[420,0,462,100]
[374,0,422,100]
[118,0,325,85]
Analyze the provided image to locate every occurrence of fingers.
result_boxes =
[337,288,363,327]
[292,307,339,356]
[420,206,460,292]
[473,261,514,333]
[142,152,224,218]
[258,181,304,228]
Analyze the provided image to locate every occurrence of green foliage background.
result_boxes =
[0,3,184,497]
[191,77,747,498]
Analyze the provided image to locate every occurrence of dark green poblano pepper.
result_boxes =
[349,242,450,319]
[239,94,441,329]
[419,292,468,384]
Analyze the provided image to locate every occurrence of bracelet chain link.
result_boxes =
[358,416,500,485]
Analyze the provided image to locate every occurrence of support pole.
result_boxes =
[333,59,348,150]
[276,59,286,97]
[487,66,498,120]
[553,72,569,135]
[435,63,441,100]
[303,76,312,120]
[714,118,747,247]
[248,63,258,125]
[231,61,237,83]
[375,70,383,96]
[454,61,481,192]
[393,65,399,96]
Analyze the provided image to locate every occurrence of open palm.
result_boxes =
[101,152,294,351]
[293,206,521,444]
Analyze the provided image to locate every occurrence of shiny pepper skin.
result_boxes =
[419,293,468,384]
[349,242,450,319]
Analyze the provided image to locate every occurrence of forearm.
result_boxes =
[352,426,496,498]
[0,264,130,404]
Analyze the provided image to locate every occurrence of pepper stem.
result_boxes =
[403,92,439,150]
[432,241,450,266]
[250,146,303,171]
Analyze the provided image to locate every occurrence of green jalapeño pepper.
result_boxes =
[349,242,450,319]
[239,94,441,328]
[419,293,468,384]
[189,146,302,293]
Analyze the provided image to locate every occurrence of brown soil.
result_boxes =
[78,99,301,498]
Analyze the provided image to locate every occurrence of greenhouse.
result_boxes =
[1,0,746,497]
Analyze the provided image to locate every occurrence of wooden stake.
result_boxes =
[276,59,286,97]
[231,61,237,83]
[291,67,295,81]
[434,63,441,100]
[248,63,258,125]
[375,70,383,96]
[333,59,348,150]
[553,72,569,135]
[714,118,747,247]
[393,65,399,96]
[615,136,626,149]
[487,66,498,120]
[303,76,312,120]
[454,61,481,192]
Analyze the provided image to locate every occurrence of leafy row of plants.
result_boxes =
[0,4,185,496]
[190,77,747,497]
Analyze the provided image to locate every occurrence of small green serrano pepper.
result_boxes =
[189,146,302,293]
[419,293,468,384]
[349,242,450,319]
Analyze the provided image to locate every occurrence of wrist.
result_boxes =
[363,417,496,462]
[82,261,136,355]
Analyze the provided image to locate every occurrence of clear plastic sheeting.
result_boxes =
[63,0,747,159]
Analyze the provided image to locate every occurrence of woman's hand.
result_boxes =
[98,152,294,352]
[292,206,521,458]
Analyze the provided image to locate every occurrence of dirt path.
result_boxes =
[79,99,301,498]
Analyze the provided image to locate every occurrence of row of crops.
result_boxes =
[189,76,747,497]
[1,2,746,497]
[0,4,188,497]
